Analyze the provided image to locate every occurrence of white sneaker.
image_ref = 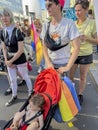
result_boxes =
[5,96,17,107]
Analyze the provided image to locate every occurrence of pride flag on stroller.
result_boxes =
[33,68,81,123]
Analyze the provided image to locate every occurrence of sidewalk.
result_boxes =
[89,53,98,91]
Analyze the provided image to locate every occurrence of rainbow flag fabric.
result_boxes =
[31,22,43,65]
[58,79,81,122]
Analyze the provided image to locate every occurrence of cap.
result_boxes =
[58,0,65,8]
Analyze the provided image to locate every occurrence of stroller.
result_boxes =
[3,68,61,130]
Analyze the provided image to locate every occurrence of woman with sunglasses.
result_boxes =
[70,0,98,105]
[0,8,32,106]
[41,0,80,74]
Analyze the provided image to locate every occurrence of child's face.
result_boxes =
[29,100,40,111]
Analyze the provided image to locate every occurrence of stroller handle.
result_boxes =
[54,67,68,77]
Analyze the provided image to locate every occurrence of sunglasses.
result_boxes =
[45,2,53,9]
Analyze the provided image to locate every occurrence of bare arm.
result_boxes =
[6,41,24,67]
[26,115,44,130]
[2,42,8,61]
[10,41,24,64]
[42,41,54,68]
[10,110,25,129]
[80,32,98,45]
[57,37,80,74]
[38,115,44,130]
[67,37,80,69]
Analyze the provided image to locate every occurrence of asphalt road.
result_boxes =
[0,62,98,130]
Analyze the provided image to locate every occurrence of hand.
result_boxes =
[80,35,88,42]
[5,60,15,68]
[57,66,70,74]
[47,62,54,69]
[5,60,12,66]
[10,124,18,130]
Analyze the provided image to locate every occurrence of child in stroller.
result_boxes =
[4,68,61,130]
[10,94,45,130]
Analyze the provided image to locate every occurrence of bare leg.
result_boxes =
[79,64,91,95]
[69,64,78,82]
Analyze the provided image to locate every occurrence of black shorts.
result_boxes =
[75,54,93,64]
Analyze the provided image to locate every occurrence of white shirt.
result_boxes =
[41,17,79,65]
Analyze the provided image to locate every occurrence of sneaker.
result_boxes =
[5,96,17,107]
[78,94,83,105]
[4,88,12,96]
[18,80,26,86]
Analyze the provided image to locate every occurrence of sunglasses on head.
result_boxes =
[45,2,53,9]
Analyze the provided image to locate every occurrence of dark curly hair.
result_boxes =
[75,0,89,9]
[45,0,63,11]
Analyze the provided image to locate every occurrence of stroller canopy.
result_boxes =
[34,68,61,105]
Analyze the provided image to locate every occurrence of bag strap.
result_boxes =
[45,21,69,51]
[19,110,44,129]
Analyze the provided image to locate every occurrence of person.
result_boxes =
[69,0,98,105]
[34,18,45,73]
[0,8,32,106]
[88,9,94,19]
[22,19,31,37]
[15,21,27,86]
[22,19,33,59]
[88,9,98,54]
[4,22,26,96]
[10,94,45,130]
[41,0,80,74]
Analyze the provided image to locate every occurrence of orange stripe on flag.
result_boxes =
[62,81,78,116]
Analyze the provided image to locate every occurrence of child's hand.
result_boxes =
[10,124,18,130]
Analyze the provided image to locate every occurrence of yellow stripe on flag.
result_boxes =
[36,38,43,65]
[59,88,73,121]
[68,122,74,127]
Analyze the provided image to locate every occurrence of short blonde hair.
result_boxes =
[2,8,14,23]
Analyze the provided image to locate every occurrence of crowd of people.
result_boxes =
[0,0,98,129]
[0,0,97,110]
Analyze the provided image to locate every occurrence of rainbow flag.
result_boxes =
[59,80,80,122]
[31,22,43,65]
[63,76,81,111]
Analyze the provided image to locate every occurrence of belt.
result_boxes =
[7,52,16,56]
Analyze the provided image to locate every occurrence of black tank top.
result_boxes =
[0,27,26,65]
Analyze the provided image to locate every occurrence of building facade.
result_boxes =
[0,0,23,22]
[22,0,42,23]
